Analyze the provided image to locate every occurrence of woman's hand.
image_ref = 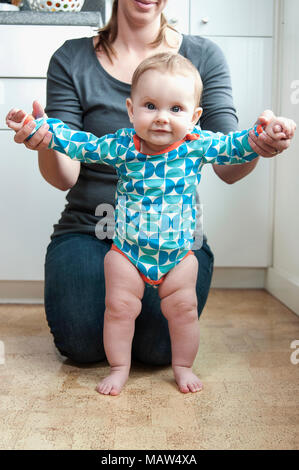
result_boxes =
[249,109,296,157]
[6,100,52,151]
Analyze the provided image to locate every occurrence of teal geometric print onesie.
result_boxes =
[30,118,262,286]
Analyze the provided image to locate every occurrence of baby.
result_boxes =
[8,53,295,395]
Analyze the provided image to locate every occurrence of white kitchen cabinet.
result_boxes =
[208,37,273,130]
[164,0,190,33]
[190,0,274,267]
[0,25,95,77]
[190,0,273,37]
[0,25,95,280]
[0,79,46,128]
[0,131,67,280]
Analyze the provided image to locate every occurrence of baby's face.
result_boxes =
[127,70,202,154]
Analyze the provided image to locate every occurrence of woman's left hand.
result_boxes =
[248,109,296,157]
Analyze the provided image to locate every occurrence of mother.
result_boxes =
[6,0,291,365]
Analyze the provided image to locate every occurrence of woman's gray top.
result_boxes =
[45,34,238,240]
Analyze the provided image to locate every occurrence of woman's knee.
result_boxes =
[45,310,105,364]
[44,234,109,363]
[57,344,106,364]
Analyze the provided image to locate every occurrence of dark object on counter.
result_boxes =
[82,0,104,12]
[21,0,30,9]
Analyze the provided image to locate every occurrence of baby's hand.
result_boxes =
[6,108,32,133]
[6,101,51,151]
[249,110,296,157]
[264,117,296,141]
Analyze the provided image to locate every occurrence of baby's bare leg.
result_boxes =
[158,254,202,393]
[96,250,144,396]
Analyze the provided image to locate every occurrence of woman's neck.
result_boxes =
[113,11,161,56]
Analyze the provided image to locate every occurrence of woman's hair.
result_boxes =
[131,52,203,106]
[94,0,177,63]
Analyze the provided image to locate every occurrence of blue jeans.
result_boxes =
[44,233,214,366]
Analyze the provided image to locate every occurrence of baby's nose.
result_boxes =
[155,110,169,123]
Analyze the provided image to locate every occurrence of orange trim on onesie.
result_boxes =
[110,243,194,287]
[185,133,201,141]
[133,134,185,156]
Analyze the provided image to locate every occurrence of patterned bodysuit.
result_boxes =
[30,118,262,286]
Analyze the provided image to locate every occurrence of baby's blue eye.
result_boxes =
[171,105,181,113]
[146,103,155,110]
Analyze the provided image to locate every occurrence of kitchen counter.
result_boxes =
[0,0,105,26]
[0,11,103,26]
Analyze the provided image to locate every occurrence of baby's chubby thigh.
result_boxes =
[158,254,199,323]
[104,249,145,321]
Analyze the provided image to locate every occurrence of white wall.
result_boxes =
[266,0,299,315]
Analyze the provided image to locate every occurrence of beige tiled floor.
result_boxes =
[0,289,298,450]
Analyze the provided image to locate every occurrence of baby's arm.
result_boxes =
[192,113,296,165]
[198,126,263,165]
[22,115,121,166]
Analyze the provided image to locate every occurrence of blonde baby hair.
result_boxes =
[131,52,203,107]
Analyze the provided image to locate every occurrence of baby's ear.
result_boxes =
[192,107,203,125]
[126,98,134,124]
[187,107,203,132]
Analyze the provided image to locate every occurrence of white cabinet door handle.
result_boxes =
[201,17,209,24]
[168,17,178,26]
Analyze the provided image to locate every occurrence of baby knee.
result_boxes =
[105,295,142,321]
[161,291,198,322]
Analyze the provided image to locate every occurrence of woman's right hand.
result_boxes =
[5,100,52,151]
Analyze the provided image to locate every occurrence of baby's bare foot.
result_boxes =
[173,365,203,394]
[96,365,130,396]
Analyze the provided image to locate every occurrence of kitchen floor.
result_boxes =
[0,289,298,450]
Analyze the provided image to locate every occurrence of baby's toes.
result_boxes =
[189,381,202,393]
[96,384,104,394]
[194,380,203,392]
[101,386,111,395]
[179,383,189,394]
[96,381,110,395]
[188,382,197,393]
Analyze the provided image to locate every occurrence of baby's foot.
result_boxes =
[96,365,130,396]
[172,365,203,394]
